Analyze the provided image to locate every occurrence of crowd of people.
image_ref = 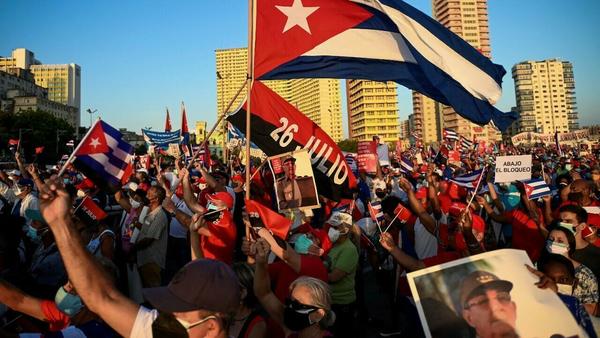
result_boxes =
[1,138,600,338]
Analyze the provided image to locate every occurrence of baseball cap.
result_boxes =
[283,157,296,164]
[123,181,139,191]
[207,191,234,210]
[17,178,34,188]
[136,168,149,175]
[327,212,353,228]
[7,170,20,176]
[459,271,513,309]
[143,259,240,314]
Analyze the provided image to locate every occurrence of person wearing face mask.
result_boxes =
[157,172,193,282]
[537,254,599,336]
[0,257,118,337]
[38,178,241,338]
[253,238,336,338]
[542,223,599,316]
[559,204,600,280]
[116,186,147,257]
[131,186,169,288]
[11,178,39,229]
[324,212,358,338]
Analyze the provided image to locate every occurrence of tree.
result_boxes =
[337,139,358,153]
[0,109,75,163]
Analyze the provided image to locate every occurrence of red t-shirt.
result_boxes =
[41,300,70,331]
[504,208,545,262]
[268,255,328,302]
[200,211,237,265]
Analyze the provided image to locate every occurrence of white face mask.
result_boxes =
[130,198,141,209]
[199,183,207,191]
[557,283,574,296]
[328,227,341,243]
[76,190,86,198]
[546,240,569,256]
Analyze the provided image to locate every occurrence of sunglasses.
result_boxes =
[285,298,319,314]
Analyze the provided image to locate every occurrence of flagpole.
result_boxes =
[244,0,256,200]
[464,164,487,212]
[186,79,247,169]
[57,119,101,177]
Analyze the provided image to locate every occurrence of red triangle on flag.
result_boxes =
[254,0,373,78]
[524,184,534,198]
[246,199,291,240]
[76,122,110,156]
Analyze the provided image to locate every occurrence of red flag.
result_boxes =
[35,146,44,155]
[246,199,291,240]
[227,81,356,201]
[165,108,172,132]
[75,196,108,225]
[181,103,189,134]
[76,122,110,155]
[8,139,19,146]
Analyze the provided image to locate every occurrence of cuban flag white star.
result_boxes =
[89,137,101,148]
[276,0,319,34]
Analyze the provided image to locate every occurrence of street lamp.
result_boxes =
[86,108,98,128]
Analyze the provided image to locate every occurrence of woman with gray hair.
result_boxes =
[253,238,336,338]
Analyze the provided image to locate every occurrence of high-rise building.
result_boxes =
[511,59,578,134]
[413,0,499,142]
[0,48,40,70]
[287,79,343,141]
[399,119,410,140]
[411,92,442,144]
[1,48,81,130]
[215,48,344,142]
[346,80,399,143]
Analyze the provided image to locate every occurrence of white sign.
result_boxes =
[494,155,532,183]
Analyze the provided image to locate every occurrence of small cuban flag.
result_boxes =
[520,178,552,200]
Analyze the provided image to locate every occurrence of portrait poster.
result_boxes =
[407,249,583,338]
[269,149,319,212]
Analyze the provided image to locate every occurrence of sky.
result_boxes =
[1,0,599,137]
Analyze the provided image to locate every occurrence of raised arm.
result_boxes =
[475,196,510,223]
[253,238,285,328]
[114,190,132,213]
[180,168,205,214]
[0,279,45,321]
[39,181,139,338]
[399,177,437,235]
[255,227,301,273]
[426,165,442,218]
[198,164,226,192]
[379,232,424,272]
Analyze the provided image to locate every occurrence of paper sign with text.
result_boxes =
[494,155,532,183]
[357,141,378,174]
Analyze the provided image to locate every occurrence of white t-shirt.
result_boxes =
[130,306,158,338]
[169,195,193,239]
[414,213,446,260]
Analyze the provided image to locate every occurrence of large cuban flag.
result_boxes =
[253,0,517,130]
[72,120,134,193]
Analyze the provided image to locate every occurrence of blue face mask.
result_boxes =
[294,234,313,255]
[63,178,71,185]
[26,225,42,243]
[55,286,84,316]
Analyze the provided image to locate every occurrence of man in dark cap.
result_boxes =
[276,157,302,209]
[37,179,240,338]
[459,271,518,338]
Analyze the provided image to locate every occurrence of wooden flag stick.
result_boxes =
[186,79,247,169]
[245,0,257,200]
[57,119,101,177]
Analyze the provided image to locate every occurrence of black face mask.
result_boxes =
[283,299,317,332]
[375,191,387,199]
[152,311,188,338]
[568,192,584,203]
